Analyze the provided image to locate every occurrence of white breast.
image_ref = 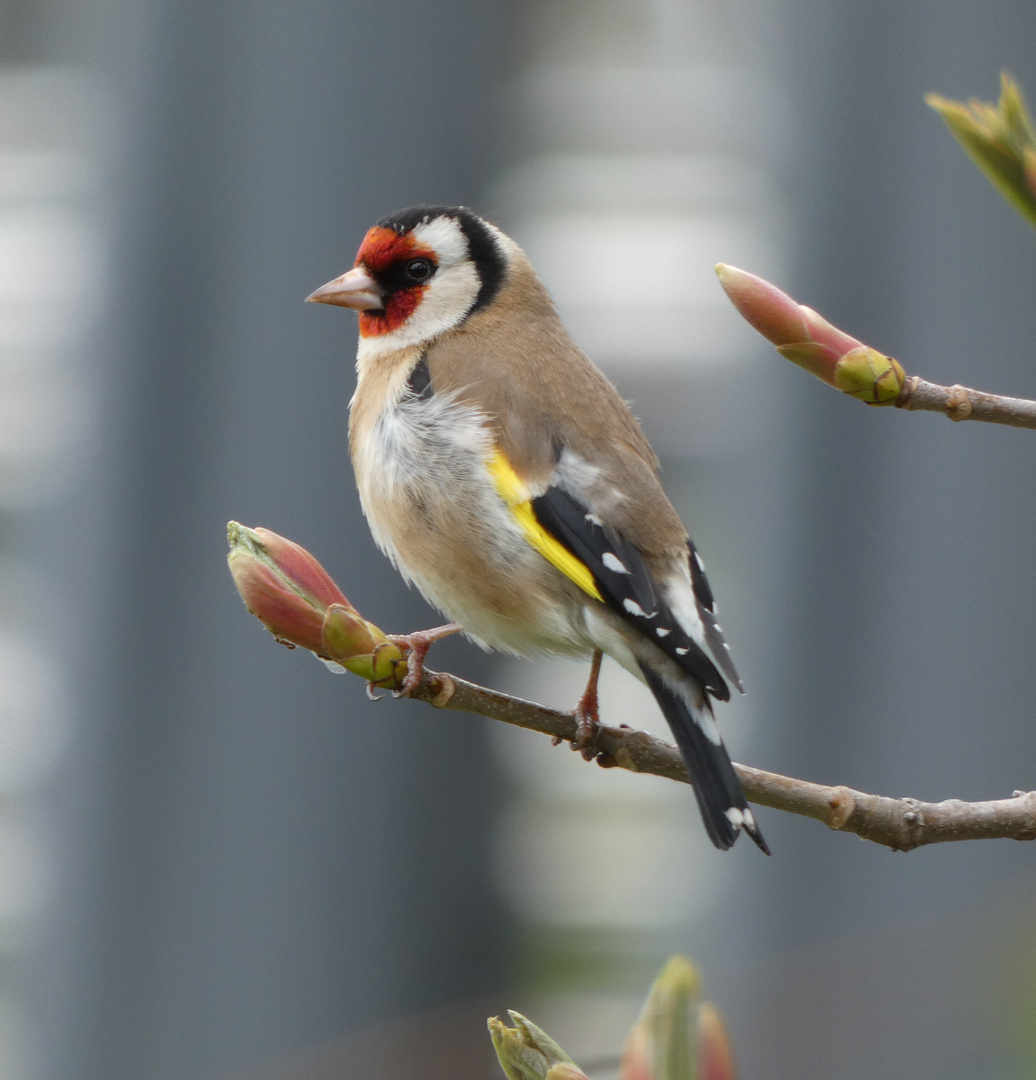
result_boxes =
[351,383,587,655]
[357,384,492,511]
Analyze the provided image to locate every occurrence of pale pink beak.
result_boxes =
[306,265,383,310]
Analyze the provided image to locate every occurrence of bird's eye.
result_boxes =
[403,257,435,283]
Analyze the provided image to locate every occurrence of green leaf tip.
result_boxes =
[489,1011,584,1080]
[927,71,1036,229]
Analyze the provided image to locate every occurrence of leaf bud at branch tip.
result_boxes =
[227,521,345,655]
[715,264,904,405]
[489,1012,584,1080]
[226,521,403,682]
[545,1065,594,1080]
[926,71,1036,229]
[696,1004,737,1080]
[713,263,809,345]
[487,957,737,1080]
[833,347,906,404]
[619,955,737,1080]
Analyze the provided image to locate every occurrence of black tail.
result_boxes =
[640,664,769,854]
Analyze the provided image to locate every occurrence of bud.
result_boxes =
[927,71,1036,229]
[227,522,345,654]
[489,1011,588,1080]
[545,1065,593,1080]
[832,346,906,404]
[619,1022,654,1080]
[227,521,404,683]
[695,1004,736,1080]
[321,603,402,682]
[714,263,809,348]
[619,956,737,1080]
[715,264,905,405]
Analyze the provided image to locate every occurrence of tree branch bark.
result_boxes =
[406,667,1036,852]
[896,375,1036,428]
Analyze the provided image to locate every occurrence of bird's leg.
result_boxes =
[571,649,604,760]
[388,623,462,696]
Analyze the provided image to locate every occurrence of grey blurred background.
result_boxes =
[0,1,1034,1078]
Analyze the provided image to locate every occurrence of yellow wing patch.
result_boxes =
[487,450,603,602]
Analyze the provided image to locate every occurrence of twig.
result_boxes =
[713,265,1036,424]
[896,375,1036,428]
[225,522,1036,852]
[409,668,1036,852]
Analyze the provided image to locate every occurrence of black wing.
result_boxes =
[530,485,730,701]
[687,539,743,693]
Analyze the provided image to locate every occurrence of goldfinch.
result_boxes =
[307,205,767,854]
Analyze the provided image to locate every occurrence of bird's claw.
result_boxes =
[572,714,601,760]
[386,623,461,698]
[391,636,431,697]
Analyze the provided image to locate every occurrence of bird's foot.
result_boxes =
[569,649,604,760]
[387,623,461,696]
[572,694,601,760]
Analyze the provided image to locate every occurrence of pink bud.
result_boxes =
[619,956,738,1080]
[227,521,352,655]
[617,1024,653,1080]
[696,1004,737,1080]
[716,264,905,401]
[250,526,350,610]
[228,522,407,681]
[544,1065,592,1080]
[714,263,811,346]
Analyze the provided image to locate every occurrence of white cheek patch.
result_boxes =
[411,217,469,265]
[413,261,481,333]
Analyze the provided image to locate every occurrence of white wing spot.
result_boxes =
[585,512,604,526]
[725,807,745,828]
[743,808,757,830]
[656,627,671,638]
[675,646,689,655]
[602,552,629,574]
[694,552,705,573]
[623,598,654,618]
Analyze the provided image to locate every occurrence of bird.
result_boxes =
[306,204,767,854]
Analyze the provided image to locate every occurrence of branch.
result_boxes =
[715,265,1036,426]
[896,375,1036,428]
[226,521,1036,853]
[408,667,1036,853]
